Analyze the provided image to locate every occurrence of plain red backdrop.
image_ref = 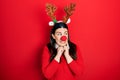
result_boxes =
[0,0,120,80]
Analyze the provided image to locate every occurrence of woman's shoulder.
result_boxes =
[70,42,80,49]
[69,41,79,50]
[42,43,52,53]
[43,43,50,48]
[42,43,51,57]
[42,43,49,51]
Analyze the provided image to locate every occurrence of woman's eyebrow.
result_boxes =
[64,31,68,33]
[56,31,68,33]
[56,32,61,33]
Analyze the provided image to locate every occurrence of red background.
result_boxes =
[0,0,120,80]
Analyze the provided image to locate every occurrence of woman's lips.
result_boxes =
[60,41,66,43]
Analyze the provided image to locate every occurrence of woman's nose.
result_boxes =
[60,36,67,41]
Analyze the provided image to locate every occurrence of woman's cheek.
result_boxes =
[56,40,61,45]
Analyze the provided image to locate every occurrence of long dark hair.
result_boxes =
[47,22,77,62]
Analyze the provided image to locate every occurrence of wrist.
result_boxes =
[65,55,73,64]
[54,55,61,63]
[56,53,62,57]
[64,51,69,56]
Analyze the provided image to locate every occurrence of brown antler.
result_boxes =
[46,3,57,20]
[63,3,76,23]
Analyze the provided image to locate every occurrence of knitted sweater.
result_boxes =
[42,45,83,80]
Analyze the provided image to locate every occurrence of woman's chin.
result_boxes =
[59,42,67,46]
[56,41,67,47]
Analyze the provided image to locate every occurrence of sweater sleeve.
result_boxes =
[68,45,84,77]
[42,46,59,79]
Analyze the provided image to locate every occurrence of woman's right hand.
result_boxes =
[54,47,64,63]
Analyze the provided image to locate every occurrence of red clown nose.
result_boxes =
[60,36,67,41]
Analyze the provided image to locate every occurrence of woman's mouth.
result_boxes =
[60,41,66,44]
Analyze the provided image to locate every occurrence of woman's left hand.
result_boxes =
[63,43,73,64]
[63,43,69,56]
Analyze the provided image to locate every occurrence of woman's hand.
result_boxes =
[63,43,69,56]
[54,47,64,63]
[54,43,73,64]
[64,43,73,64]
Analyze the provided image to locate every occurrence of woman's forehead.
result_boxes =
[55,28,68,33]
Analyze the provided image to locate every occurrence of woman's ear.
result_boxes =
[52,34,55,39]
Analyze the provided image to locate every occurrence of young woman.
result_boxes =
[41,22,84,80]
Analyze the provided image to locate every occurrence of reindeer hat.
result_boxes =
[46,3,76,26]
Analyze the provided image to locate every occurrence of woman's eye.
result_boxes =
[57,33,62,36]
[65,32,68,35]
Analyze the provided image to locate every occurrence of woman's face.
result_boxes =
[52,28,68,46]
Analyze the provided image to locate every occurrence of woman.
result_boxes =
[42,22,84,80]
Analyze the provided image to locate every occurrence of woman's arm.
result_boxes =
[42,46,59,79]
[64,45,84,76]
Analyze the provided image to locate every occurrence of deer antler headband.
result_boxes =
[46,3,76,26]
